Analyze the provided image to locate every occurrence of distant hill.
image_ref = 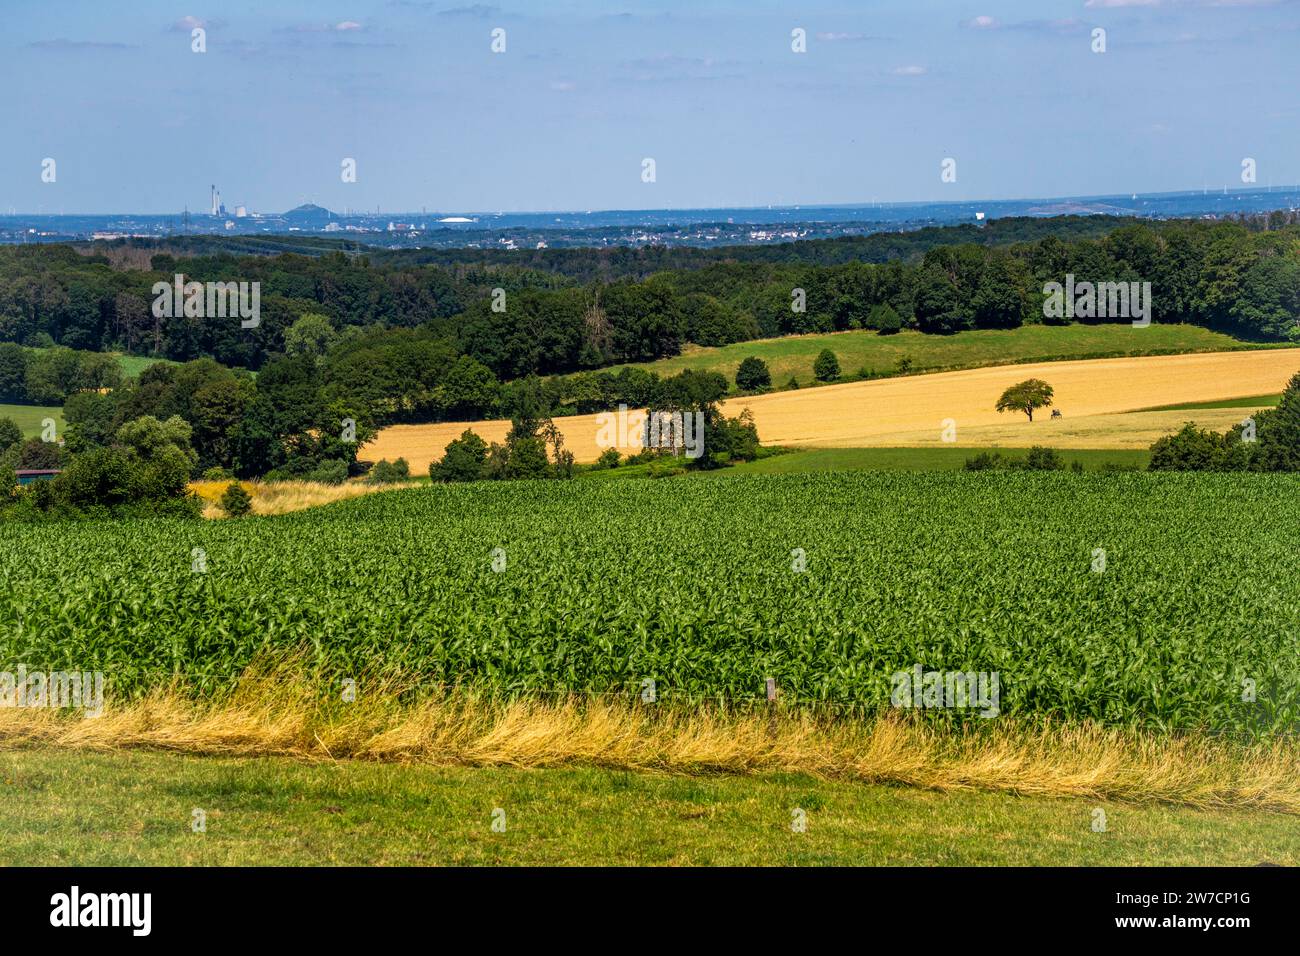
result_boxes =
[282,203,337,226]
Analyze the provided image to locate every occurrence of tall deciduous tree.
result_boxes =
[996,379,1054,421]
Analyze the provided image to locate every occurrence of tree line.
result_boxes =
[3,215,1297,377]
[0,214,1297,485]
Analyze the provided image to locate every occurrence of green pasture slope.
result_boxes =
[26,347,171,379]
[606,323,1264,389]
[3,472,1297,733]
[115,353,171,377]
[0,403,64,438]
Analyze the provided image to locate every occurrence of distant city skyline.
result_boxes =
[3,0,1299,215]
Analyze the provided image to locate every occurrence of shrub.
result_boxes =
[964,451,1005,471]
[1247,371,1300,471]
[595,447,622,470]
[785,376,800,390]
[735,357,772,392]
[867,303,903,335]
[203,466,234,481]
[432,430,488,482]
[1148,424,1249,472]
[813,349,841,383]
[0,418,21,454]
[715,409,761,462]
[504,436,551,479]
[1016,446,1065,471]
[3,437,66,472]
[482,442,510,480]
[646,460,687,479]
[220,482,253,517]
[966,447,1064,471]
[304,459,349,485]
[50,447,135,508]
[369,458,411,483]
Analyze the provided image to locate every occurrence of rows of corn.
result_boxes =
[2,471,1297,733]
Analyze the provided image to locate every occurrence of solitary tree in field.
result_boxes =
[996,379,1054,421]
[813,349,841,383]
[735,356,772,392]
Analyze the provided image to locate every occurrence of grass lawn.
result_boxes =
[0,403,64,438]
[607,324,1264,391]
[2,747,1294,866]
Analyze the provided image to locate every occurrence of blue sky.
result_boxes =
[3,0,1298,214]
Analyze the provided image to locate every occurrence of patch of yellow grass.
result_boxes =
[3,667,1296,813]
[368,348,1300,470]
[189,479,406,518]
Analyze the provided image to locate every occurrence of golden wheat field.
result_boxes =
[367,348,1300,469]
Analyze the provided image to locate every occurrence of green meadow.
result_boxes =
[2,748,1294,866]
[607,324,1262,390]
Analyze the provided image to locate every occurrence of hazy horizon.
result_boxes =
[8,181,1300,220]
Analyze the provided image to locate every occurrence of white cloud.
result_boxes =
[892,65,927,76]
[961,16,999,29]
[169,16,225,32]
[287,20,367,34]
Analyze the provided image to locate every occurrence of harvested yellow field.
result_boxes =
[369,348,1300,468]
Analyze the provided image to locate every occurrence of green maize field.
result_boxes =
[1,472,1297,732]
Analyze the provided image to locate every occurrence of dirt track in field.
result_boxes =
[367,348,1300,469]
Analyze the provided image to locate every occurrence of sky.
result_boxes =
[2,0,1298,214]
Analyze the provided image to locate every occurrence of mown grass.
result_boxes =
[2,746,1296,866]
[607,324,1261,391]
[0,403,64,438]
